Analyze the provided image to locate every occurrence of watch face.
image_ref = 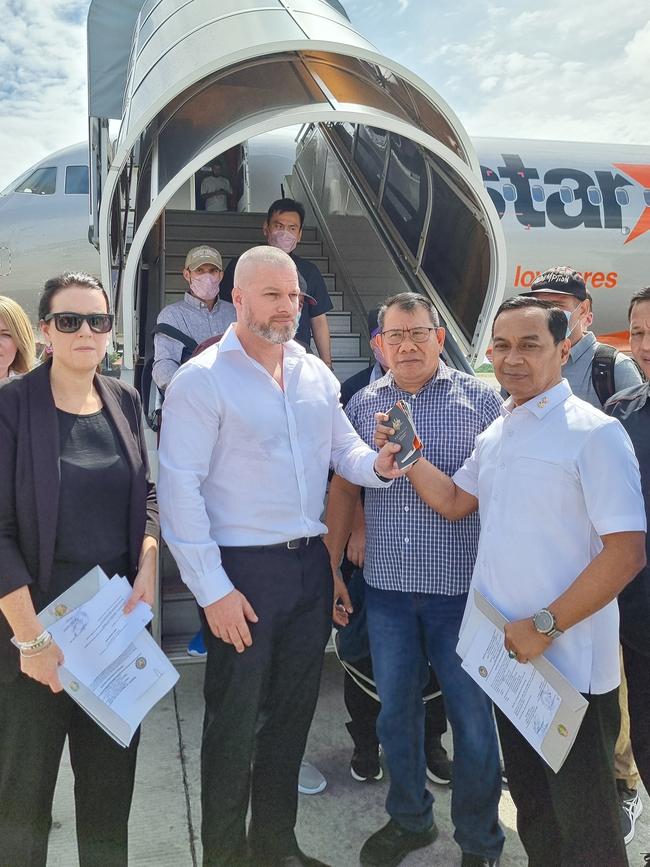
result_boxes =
[534,610,554,633]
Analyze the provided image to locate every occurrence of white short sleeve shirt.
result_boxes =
[454,379,646,694]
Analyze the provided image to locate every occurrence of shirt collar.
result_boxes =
[374,359,452,393]
[568,330,596,363]
[502,378,572,419]
[183,290,220,312]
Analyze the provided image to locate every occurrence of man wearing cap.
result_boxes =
[524,266,641,408]
[524,265,644,843]
[152,245,236,393]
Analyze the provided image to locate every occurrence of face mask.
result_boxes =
[371,336,388,370]
[190,272,221,301]
[268,229,298,255]
[563,307,582,340]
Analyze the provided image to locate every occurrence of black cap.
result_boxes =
[524,266,587,302]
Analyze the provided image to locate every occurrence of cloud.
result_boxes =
[0,0,90,190]
[1,0,649,193]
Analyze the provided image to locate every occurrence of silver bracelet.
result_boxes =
[16,629,52,655]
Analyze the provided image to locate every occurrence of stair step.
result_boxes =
[165,210,319,239]
[165,223,319,243]
[332,358,371,380]
[164,275,338,295]
[326,310,351,333]
[164,238,323,259]
[165,254,330,275]
[162,633,207,665]
[330,333,361,358]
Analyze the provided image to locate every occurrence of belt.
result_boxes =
[226,536,317,552]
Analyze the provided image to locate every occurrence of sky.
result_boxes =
[0,0,648,190]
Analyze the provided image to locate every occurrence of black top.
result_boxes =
[340,365,375,409]
[49,408,131,601]
[221,253,333,346]
[0,362,158,682]
[609,396,650,655]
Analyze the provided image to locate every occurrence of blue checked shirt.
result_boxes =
[345,362,503,595]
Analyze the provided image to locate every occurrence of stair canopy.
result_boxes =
[89,0,505,370]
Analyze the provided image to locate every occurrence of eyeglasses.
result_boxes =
[43,312,114,334]
[380,326,438,345]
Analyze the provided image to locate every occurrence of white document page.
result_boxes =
[48,575,152,687]
[461,617,561,755]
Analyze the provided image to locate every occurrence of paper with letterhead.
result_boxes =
[34,566,179,747]
[457,589,588,773]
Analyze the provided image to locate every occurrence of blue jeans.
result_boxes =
[366,586,504,860]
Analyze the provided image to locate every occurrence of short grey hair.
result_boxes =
[378,292,440,330]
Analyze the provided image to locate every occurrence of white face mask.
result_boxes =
[190,272,221,301]
[563,307,582,340]
[268,228,298,255]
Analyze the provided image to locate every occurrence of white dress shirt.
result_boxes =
[454,379,646,694]
[158,324,389,607]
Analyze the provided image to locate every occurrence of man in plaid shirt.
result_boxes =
[325,292,504,867]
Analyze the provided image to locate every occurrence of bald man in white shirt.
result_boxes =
[158,246,402,867]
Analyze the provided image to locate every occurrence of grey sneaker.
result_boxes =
[617,780,643,844]
[298,761,327,795]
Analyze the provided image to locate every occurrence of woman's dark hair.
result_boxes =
[38,272,110,322]
[492,295,567,345]
[628,287,650,321]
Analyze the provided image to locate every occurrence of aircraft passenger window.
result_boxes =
[502,183,517,202]
[65,165,89,195]
[587,186,602,205]
[615,188,630,206]
[644,190,650,207]
[14,167,56,195]
[531,185,545,203]
[559,186,575,205]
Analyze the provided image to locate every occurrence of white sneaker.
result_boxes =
[298,760,327,795]
[618,782,643,845]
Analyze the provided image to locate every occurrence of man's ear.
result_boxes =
[559,337,571,365]
[262,221,269,241]
[182,268,191,284]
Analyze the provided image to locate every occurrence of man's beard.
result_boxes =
[244,308,298,345]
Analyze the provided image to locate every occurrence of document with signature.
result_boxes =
[458,590,588,773]
[37,567,179,747]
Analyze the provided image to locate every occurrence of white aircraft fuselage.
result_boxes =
[1,135,648,345]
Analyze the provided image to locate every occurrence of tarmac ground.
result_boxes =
[48,653,650,867]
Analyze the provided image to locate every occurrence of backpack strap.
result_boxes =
[153,323,199,362]
[591,343,618,407]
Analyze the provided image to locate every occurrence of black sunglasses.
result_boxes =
[43,312,114,334]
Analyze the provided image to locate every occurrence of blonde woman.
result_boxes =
[0,295,36,378]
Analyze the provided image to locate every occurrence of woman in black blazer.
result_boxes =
[0,272,159,867]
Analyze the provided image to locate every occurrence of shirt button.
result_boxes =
[404,537,410,543]
[498,463,506,470]
[404,506,409,512]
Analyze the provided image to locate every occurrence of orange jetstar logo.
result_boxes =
[614,164,650,244]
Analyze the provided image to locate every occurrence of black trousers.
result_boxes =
[0,673,139,867]
[200,539,333,867]
[622,640,650,791]
[343,659,447,750]
[496,689,627,867]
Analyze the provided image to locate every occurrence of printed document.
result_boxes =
[458,590,588,772]
[37,567,179,747]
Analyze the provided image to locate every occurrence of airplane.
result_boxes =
[1,133,648,351]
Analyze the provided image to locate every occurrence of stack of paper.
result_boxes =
[38,566,179,747]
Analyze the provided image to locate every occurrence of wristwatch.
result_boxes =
[532,608,563,639]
